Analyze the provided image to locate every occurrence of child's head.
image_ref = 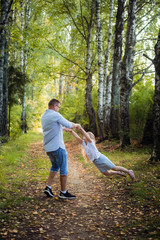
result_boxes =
[87,131,95,142]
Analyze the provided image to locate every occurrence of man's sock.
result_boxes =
[47,185,51,189]
[61,190,67,194]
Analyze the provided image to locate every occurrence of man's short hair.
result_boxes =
[48,98,60,107]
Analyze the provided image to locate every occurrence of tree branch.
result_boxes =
[132,63,153,88]
[62,0,86,40]
[58,73,86,81]
[45,38,86,74]
[136,13,160,37]
[80,0,86,39]
[143,53,154,63]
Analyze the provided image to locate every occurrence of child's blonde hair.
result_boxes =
[87,132,95,142]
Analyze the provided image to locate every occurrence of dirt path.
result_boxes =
[1,140,158,239]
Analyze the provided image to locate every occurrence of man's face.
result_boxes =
[54,103,60,112]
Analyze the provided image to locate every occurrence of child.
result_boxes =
[70,127,135,180]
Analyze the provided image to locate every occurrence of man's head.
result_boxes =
[48,98,60,112]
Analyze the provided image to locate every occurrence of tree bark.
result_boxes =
[21,1,31,134]
[120,0,137,147]
[103,0,114,132]
[105,58,114,137]
[110,0,125,139]
[96,0,105,139]
[85,0,97,136]
[150,29,160,162]
[0,0,10,141]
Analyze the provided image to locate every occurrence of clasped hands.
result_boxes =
[63,124,81,133]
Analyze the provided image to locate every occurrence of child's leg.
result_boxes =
[103,170,126,177]
[112,166,135,180]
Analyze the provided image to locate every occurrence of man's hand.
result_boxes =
[74,124,81,130]
[63,127,73,133]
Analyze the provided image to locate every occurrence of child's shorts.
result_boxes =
[93,154,115,173]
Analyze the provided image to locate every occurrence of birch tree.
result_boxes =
[110,0,125,139]
[119,0,137,147]
[21,0,31,134]
[96,0,105,139]
[103,0,114,136]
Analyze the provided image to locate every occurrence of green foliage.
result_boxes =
[8,65,31,107]
[60,85,88,126]
[10,105,22,138]
[129,80,154,142]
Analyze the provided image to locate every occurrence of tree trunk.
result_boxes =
[85,0,97,136]
[59,74,64,95]
[103,0,114,131]
[105,58,114,137]
[110,0,125,139]
[21,1,31,134]
[120,0,137,147]
[96,0,105,139]
[3,32,9,137]
[0,0,10,141]
[150,29,160,162]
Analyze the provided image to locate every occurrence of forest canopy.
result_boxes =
[0,0,160,160]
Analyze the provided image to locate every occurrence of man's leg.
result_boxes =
[60,175,67,191]
[47,171,57,186]
[58,149,76,199]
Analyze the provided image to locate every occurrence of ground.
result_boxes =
[0,140,159,240]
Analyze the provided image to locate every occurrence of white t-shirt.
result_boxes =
[82,140,101,162]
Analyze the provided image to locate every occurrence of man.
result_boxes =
[41,98,81,199]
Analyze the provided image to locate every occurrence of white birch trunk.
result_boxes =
[20,2,26,134]
[21,0,31,134]
[59,74,64,95]
[96,0,105,139]
[103,0,114,130]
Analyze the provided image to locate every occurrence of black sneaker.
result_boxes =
[44,186,54,197]
[58,191,76,199]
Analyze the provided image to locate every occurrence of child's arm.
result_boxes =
[70,129,83,144]
[79,127,92,143]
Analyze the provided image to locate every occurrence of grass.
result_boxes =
[0,131,47,212]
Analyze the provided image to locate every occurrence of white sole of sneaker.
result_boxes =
[58,196,76,200]
[44,190,53,197]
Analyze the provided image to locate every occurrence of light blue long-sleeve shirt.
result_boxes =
[41,109,72,152]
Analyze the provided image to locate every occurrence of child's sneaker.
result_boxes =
[58,190,76,199]
[44,186,54,197]
[128,170,135,180]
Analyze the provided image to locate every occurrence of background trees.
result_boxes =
[0,0,160,159]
